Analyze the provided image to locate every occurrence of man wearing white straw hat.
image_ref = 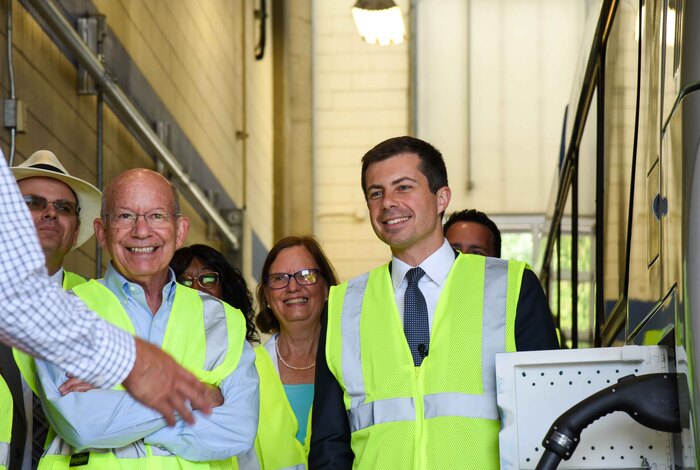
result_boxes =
[7,150,102,469]
[11,150,101,286]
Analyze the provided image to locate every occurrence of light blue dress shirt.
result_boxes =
[35,263,259,462]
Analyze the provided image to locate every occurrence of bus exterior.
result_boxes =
[540,0,699,465]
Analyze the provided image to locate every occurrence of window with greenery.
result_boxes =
[502,232,534,266]
[549,232,595,349]
[496,216,595,349]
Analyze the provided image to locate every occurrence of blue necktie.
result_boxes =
[404,267,430,366]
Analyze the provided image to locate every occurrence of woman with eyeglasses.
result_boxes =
[235,235,338,469]
[170,244,258,343]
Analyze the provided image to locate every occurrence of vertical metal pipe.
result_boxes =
[572,150,579,349]
[595,48,606,347]
[6,0,16,165]
[95,90,103,277]
[95,15,105,278]
[241,0,247,210]
[465,0,473,191]
[556,224,562,334]
[408,0,417,135]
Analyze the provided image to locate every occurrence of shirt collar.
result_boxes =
[50,267,65,287]
[391,239,455,291]
[103,262,178,303]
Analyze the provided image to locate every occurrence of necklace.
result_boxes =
[275,338,316,371]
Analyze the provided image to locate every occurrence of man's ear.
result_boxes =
[175,216,190,249]
[436,186,451,215]
[94,218,108,249]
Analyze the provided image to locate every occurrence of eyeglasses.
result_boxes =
[264,268,322,290]
[178,272,220,289]
[23,194,79,216]
[105,211,179,229]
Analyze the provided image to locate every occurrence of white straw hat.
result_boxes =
[12,150,102,249]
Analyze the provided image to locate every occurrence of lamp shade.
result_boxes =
[352,0,406,46]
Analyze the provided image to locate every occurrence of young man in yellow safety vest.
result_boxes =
[309,136,559,469]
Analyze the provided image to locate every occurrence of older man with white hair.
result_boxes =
[0,150,214,470]
[33,168,258,468]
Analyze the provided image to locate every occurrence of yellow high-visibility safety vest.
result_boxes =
[0,376,12,470]
[37,280,246,470]
[235,343,310,470]
[325,254,524,470]
[62,271,87,291]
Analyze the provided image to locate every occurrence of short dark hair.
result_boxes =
[256,235,339,334]
[360,136,449,197]
[443,209,502,258]
[170,244,258,343]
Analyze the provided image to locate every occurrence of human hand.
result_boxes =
[59,373,96,395]
[192,384,224,410]
[123,337,212,426]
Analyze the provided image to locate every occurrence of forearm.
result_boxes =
[8,286,135,388]
[36,359,165,449]
[145,343,259,461]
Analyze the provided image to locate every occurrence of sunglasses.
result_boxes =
[178,272,220,289]
[23,194,79,216]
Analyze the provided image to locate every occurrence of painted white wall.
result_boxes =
[313,0,411,281]
[416,0,587,216]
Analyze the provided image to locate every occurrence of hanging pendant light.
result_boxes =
[351,0,406,46]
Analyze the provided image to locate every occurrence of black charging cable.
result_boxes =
[535,373,683,470]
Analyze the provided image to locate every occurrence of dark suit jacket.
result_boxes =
[308,267,559,469]
[0,343,26,470]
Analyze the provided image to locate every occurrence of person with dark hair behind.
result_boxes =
[443,208,501,258]
[236,235,339,469]
[171,244,259,343]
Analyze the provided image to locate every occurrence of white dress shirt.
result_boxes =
[0,151,135,388]
[391,239,455,332]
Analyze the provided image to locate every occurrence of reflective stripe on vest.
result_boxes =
[481,258,508,395]
[0,443,8,470]
[238,449,306,470]
[201,293,229,371]
[0,375,10,469]
[44,439,157,458]
[236,448,261,470]
[340,273,370,409]
[339,257,508,432]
